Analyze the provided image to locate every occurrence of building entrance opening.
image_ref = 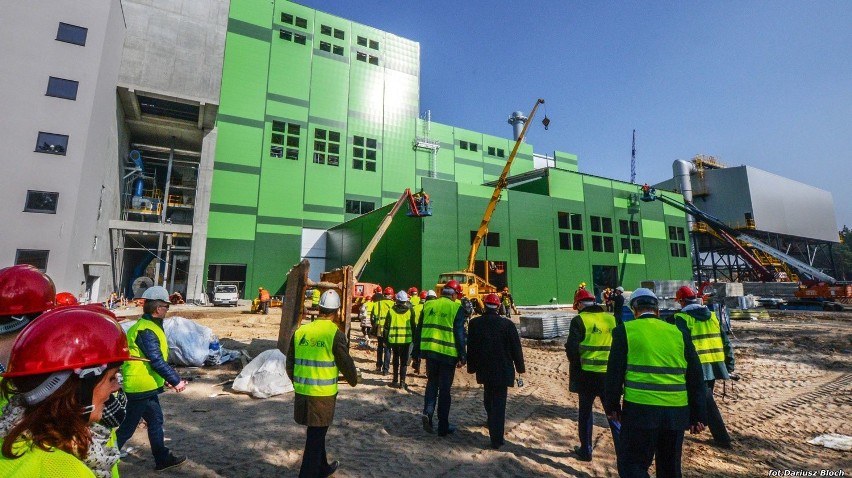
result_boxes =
[592,265,618,302]
[207,264,246,301]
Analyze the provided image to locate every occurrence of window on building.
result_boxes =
[559,232,571,250]
[332,45,344,56]
[368,55,379,65]
[669,225,688,257]
[572,233,584,251]
[356,52,367,62]
[517,239,539,268]
[345,200,375,215]
[357,36,368,46]
[352,135,377,172]
[56,22,87,46]
[591,216,601,232]
[369,39,379,50]
[279,29,292,41]
[669,225,686,241]
[46,77,78,100]
[459,140,468,150]
[558,212,583,231]
[469,143,478,152]
[313,128,340,166]
[295,17,307,28]
[497,148,505,157]
[294,34,306,45]
[469,231,500,247]
[281,13,293,24]
[271,121,300,160]
[333,28,344,40]
[15,249,49,272]
[320,24,332,35]
[592,235,603,252]
[24,190,59,214]
[138,95,199,122]
[590,215,614,252]
[604,236,614,253]
[319,41,331,52]
[487,146,495,156]
[35,132,68,155]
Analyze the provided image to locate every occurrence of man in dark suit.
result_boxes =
[466,293,526,449]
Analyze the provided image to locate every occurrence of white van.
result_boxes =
[212,284,239,307]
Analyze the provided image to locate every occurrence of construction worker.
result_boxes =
[573,282,588,310]
[373,286,395,375]
[411,290,436,375]
[383,291,416,389]
[359,296,373,348]
[412,279,466,437]
[286,290,358,478]
[500,287,518,316]
[0,265,56,373]
[467,293,525,449]
[258,286,271,315]
[605,288,707,478]
[0,308,138,477]
[117,285,188,472]
[612,286,628,322]
[311,288,321,310]
[409,287,420,306]
[674,286,735,449]
[565,287,620,462]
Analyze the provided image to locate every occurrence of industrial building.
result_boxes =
[0,1,837,304]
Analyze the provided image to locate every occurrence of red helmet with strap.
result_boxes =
[383,286,394,296]
[2,307,138,378]
[575,288,596,302]
[0,265,56,316]
[676,286,697,301]
[408,287,418,295]
[373,285,382,294]
[444,280,461,293]
[55,291,78,307]
[419,291,428,300]
[484,293,501,307]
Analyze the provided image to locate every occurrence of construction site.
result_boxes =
[1,1,850,477]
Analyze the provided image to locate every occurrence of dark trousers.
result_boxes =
[116,394,171,467]
[577,388,621,456]
[706,380,731,443]
[389,343,411,383]
[375,337,387,370]
[299,426,332,478]
[618,425,684,478]
[261,300,269,314]
[423,359,456,435]
[483,384,508,446]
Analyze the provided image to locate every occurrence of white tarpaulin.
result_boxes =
[232,349,294,398]
[807,433,852,451]
[121,316,215,367]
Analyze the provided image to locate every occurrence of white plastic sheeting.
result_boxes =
[232,349,294,398]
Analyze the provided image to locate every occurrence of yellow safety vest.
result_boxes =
[0,438,95,477]
[311,289,320,306]
[123,316,169,393]
[420,298,461,358]
[624,318,688,407]
[387,308,413,345]
[412,301,424,325]
[675,311,725,365]
[293,320,339,397]
[578,310,617,373]
[410,295,421,306]
[373,299,393,332]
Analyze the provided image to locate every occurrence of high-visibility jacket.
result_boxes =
[0,438,95,477]
[410,295,421,306]
[311,289,321,306]
[420,297,461,358]
[123,316,168,393]
[624,318,688,407]
[259,289,270,301]
[578,310,617,373]
[412,301,425,326]
[387,308,413,345]
[293,320,339,396]
[372,299,393,332]
[675,311,725,365]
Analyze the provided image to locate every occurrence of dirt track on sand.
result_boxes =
[116,306,851,477]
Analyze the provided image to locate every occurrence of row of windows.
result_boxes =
[270,121,300,160]
[355,51,380,65]
[669,226,688,257]
[279,29,307,45]
[345,199,374,215]
[559,232,584,251]
[619,219,640,237]
[671,243,688,257]
[312,128,341,166]
[319,41,345,56]
[558,212,583,231]
[486,146,506,158]
[319,24,345,40]
[356,36,380,50]
[459,140,478,152]
[37,23,86,159]
[591,216,613,234]
[280,13,308,29]
[352,136,377,171]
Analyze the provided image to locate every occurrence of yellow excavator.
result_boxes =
[435,98,547,311]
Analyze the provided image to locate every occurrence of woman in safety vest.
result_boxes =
[0,307,140,477]
[383,291,416,389]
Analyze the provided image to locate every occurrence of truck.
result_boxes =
[211,283,239,307]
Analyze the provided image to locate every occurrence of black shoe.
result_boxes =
[714,439,733,449]
[155,454,187,471]
[320,460,339,477]
[387,381,398,387]
[438,424,457,437]
[382,370,388,376]
[490,439,505,449]
[398,382,406,390]
[573,446,592,462]
[422,414,434,434]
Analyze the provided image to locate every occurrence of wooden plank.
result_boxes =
[277,259,309,356]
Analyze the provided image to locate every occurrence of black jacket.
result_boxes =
[467,310,525,387]
[565,305,611,393]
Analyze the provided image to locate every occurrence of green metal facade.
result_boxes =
[207,1,692,300]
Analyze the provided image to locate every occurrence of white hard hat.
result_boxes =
[395,291,409,302]
[141,286,170,302]
[615,286,624,293]
[318,290,341,310]
[426,290,437,298]
[629,287,658,307]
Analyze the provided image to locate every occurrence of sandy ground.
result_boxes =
[116,305,852,477]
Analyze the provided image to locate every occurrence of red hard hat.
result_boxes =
[444,280,461,293]
[419,291,428,300]
[408,287,418,295]
[0,265,56,316]
[2,307,138,378]
[383,286,394,296]
[484,293,501,306]
[576,288,596,302]
[373,285,382,293]
[676,286,697,301]
[55,292,78,307]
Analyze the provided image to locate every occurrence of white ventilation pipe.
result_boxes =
[673,159,696,228]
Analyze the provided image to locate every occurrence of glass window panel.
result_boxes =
[270,146,283,158]
[281,13,294,24]
[15,249,49,271]
[366,138,377,148]
[517,239,539,268]
[591,216,601,232]
[571,214,583,230]
[365,149,376,160]
[56,22,87,46]
[357,36,367,46]
[46,77,78,100]
[333,45,344,56]
[329,131,340,142]
[368,55,378,65]
[328,143,339,154]
[313,153,325,164]
[270,133,284,145]
[369,39,379,50]
[678,228,685,241]
[631,221,640,236]
[327,155,339,166]
[287,136,299,147]
[24,190,59,214]
[354,136,364,146]
[470,143,478,152]
[35,132,68,155]
[288,124,300,135]
[679,244,687,256]
[356,52,367,62]
[315,129,326,139]
[559,232,571,250]
[558,212,569,229]
[632,239,641,254]
[319,41,331,52]
[602,218,613,234]
[365,161,376,172]
[620,220,629,235]
[353,147,364,158]
[294,34,306,45]
[320,25,331,35]
[286,148,299,160]
[572,234,584,251]
[272,120,286,132]
[295,17,307,28]
[333,28,344,40]
[279,29,292,41]
[313,140,325,151]
[592,235,603,252]
[497,149,505,157]
[353,159,363,169]
[604,236,614,252]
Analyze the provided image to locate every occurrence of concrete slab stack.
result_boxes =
[519,313,571,339]
[641,280,693,310]
[741,282,801,299]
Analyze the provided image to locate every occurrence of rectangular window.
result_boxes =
[517,239,539,268]
[632,239,642,254]
[620,219,629,235]
[469,143,478,152]
[570,213,583,231]
[621,237,630,252]
[558,212,569,229]
[559,232,571,250]
[368,55,379,65]
[470,231,500,247]
[488,146,495,156]
[333,28,344,40]
[679,243,687,256]
[497,148,505,157]
[602,218,613,234]
[357,36,368,46]
[56,22,87,46]
[630,221,639,236]
[24,190,59,214]
[591,216,601,233]
[279,29,292,41]
[572,233,584,251]
[332,45,344,56]
[369,39,379,50]
[320,25,332,35]
[35,132,68,155]
[294,34,306,45]
[270,121,299,160]
[319,41,331,52]
[356,52,367,62]
[345,200,375,215]
[15,249,49,272]
[46,77,78,100]
[459,140,468,150]
[604,236,614,253]
[352,135,378,172]
[281,13,293,24]
[295,17,307,28]
[138,95,199,121]
[592,235,603,252]
[314,128,341,167]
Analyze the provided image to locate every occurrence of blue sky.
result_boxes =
[297,1,852,230]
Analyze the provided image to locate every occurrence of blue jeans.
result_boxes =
[116,394,171,467]
[423,359,456,435]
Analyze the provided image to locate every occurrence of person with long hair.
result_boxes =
[0,307,140,477]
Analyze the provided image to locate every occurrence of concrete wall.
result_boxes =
[119,0,228,104]
[0,0,125,299]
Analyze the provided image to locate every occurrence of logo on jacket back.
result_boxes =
[299,336,326,347]
[591,324,603,334]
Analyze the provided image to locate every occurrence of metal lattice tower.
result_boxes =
[630,129,636,183]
